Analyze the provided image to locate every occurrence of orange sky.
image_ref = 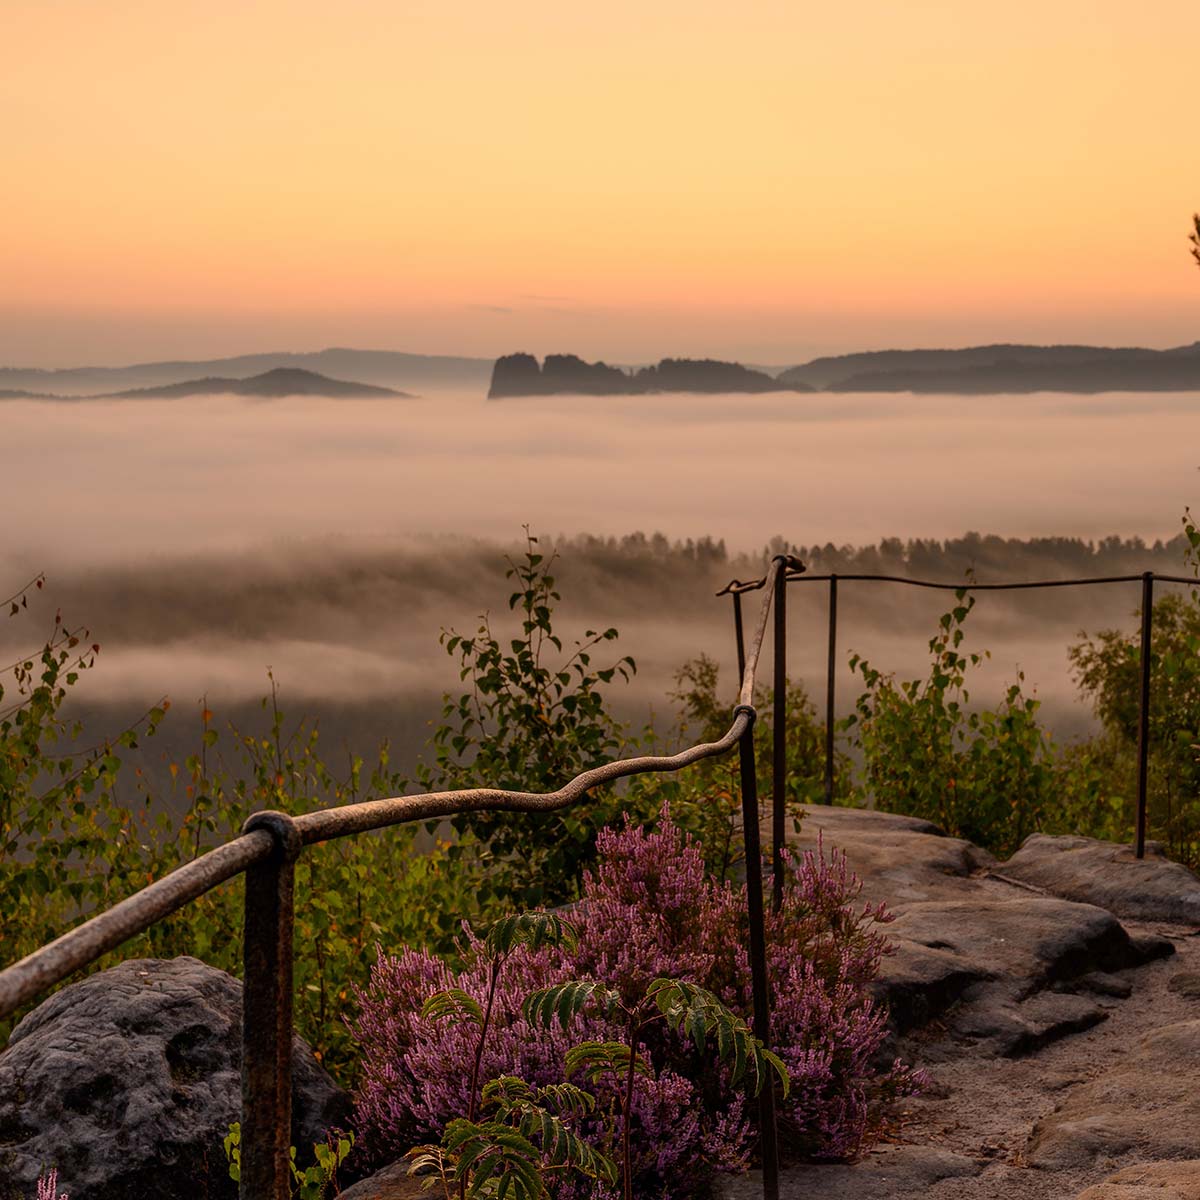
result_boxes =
[4,0,1200,365]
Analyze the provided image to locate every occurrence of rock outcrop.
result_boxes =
[1000,834,1200,925]
[720,1144,984,1199]
[1075,1159,1200,1198]
[0,957,350,1200]
[1027,1019,1200,1171]
[486,353,815,398]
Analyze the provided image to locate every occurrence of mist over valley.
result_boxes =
[4,380,1196,794]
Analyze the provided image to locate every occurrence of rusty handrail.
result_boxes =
[0,557,792,1200]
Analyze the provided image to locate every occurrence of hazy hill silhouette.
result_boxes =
[779,342,1200,392]
[489,353,816,397]
[101,368,408,399]
[0,348,489,396]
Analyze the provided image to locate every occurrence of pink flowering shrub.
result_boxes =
[36,1171,68,1200]
[349,814,923,1194]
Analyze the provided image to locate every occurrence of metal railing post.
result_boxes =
[1136,572,1154,859]
[735,704,779,1200]
[241,811,302,1200]
[733,591,747,685]
[824,574,838,806]
[772,558,787,912]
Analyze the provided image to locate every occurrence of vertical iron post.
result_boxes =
[1135,572,1154,860]
[824,574,838,806]
[736,705,779,1200]
[772,559,787,912]
[241,811,302,1200]
[733,591,747,685]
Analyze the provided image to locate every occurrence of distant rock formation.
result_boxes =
[487,353,815,397]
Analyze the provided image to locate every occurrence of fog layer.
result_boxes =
[3,388,1196,783]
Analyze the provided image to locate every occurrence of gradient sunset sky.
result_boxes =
[5,0,1200,366]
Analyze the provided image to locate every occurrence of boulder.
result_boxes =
[875,897,1171,1040]
[0,957,350,1200]
[1027,1020,1200,1170]
[340,1161,427,1199]
[1000,835,1200,925]
[718,1144,983,1199]
[1075,1160,1200,1198]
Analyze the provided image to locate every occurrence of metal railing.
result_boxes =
[720,567,1198,860]
[0,555,805,1200]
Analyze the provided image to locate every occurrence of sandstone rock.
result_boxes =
[945,987,1108,1057]
[792,804,995,910]
[1166,970,1200,1000]
[340,1161,427,1199]
[718,1144,983,1199]
[1027,1020,1200,1170]
[1001,834,1200,925]
[876,897,1170,1038]
[1075,1159,1200,1198]
[0,957,350,1200]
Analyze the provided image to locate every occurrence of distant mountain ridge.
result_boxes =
[778,341,1200,392]
[3,368,408,401]
[489,353,816,397]
[0,348,491,396]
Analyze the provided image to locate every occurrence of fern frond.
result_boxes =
[645,977,791,1098]
[421,987,485,1027]
[484,910,578,957]
[564,1040,650,1086]
[523,979,621,1030]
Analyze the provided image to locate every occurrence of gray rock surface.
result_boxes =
[1075,1159,1200,1198]
[719,1144,983,1199]
[1027,1019,1200,1170]
[792,804,995,909]
[340,1161,427,1199]
[1001,834,1200,925]
[878,897,1170,1043]
[0,957,350,1200]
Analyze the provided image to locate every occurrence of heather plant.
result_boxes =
[35,1171,67,1200]
[350,814,922,1197]
[524,975,788,1200]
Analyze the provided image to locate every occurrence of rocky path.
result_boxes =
[723,807,1200,1200]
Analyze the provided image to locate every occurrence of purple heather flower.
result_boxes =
[348,812,925,1195]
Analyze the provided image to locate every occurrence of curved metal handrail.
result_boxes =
[0,556,790,1200]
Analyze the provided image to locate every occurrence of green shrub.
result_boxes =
[846,590,1056,855]
[1069,587,1200,865]
[419,531,638,907]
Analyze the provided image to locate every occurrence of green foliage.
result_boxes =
[223,1122,354,1198]
[0,578,477,1078]
[1068,568,1200,864]
[421,530,637,906]
[846,590,1056,854]
[523,972,789,1200]
[525,977,788,1101]
[424,911,580,1128]
[407,1076,617,1199]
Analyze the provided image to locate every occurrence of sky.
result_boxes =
[5,0,1200,367]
